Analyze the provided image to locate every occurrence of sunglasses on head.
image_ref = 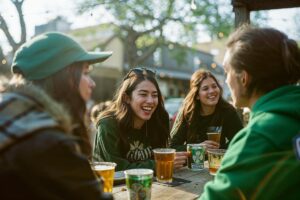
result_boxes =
[123,67,156,81]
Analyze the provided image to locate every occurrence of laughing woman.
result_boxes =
[93,68,182,171]
[170,69,243,151]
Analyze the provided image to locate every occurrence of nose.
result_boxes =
[146,95,155,104]
[208,87,215,93]
[89,77,96,89]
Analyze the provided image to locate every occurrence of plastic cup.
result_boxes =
[187,144,205,171]
[153,148,175,183]
[207,149,226,175]
[125,169,153,200]
[207,126,222,145]
[91,162,116,192]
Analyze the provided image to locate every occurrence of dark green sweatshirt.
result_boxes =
[200,85,300,200]
[93,116,155,171]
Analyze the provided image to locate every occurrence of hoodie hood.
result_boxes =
[251,85,300,122]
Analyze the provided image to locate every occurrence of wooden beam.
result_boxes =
[232,0,300,11]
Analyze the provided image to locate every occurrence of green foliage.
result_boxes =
[78,0,266,66]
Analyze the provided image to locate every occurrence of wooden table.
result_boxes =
[113,166,213,200]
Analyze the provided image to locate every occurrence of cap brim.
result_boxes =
[77,51,112,64]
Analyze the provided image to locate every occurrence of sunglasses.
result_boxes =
[123,67,156,81]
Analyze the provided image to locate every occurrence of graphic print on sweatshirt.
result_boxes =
[126,141,152,161]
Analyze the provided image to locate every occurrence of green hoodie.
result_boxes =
[200,85,300,200]
[93,116,155,171]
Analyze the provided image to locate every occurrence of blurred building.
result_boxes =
[34,18,225,101]
[34,16,71,36]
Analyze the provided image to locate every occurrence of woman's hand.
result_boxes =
[174,151,189,170]
[200,140,220,149]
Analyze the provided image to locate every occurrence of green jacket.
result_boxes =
[93,116,155,171]
[200,85,300,200]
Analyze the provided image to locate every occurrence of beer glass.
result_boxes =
[91,162,116,192]
[207,126,222,145]
[207,149,226,175]
[153,148,175,183]
[125,169,153,200]
[187,144,205,171]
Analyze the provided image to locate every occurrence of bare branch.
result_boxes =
[12,0,26,45]
[0,14,18,50]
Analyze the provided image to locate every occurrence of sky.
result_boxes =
[0,0,300,53]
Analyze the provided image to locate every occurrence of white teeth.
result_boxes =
[142,106,152,111]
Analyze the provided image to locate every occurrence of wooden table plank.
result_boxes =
[113,166,213,200]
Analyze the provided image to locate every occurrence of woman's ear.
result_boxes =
[123,93,131,104]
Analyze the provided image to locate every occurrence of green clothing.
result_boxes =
[200,85,300,200]
[93,116,155,171]
[170,105,243,151]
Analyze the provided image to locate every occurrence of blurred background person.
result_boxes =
[0,32,112,199]
[89,100,112,149]
[93,67,187,171]
[170,69,243,151]
[91,101,112,123]
[200,26,300,199]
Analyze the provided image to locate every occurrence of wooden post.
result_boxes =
[232,1,250,28]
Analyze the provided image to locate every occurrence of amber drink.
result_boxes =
[207,126,222,144]
[91,162,116,192]
[207,149,226,175]
[153,148,175,183]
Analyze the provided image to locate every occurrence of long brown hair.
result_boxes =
[182,69,230,123]
[173,70,232,141]
[98,68,170,153]
[226,25,300,97]
[32,62,92,156]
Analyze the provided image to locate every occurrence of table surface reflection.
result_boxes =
[112,165,213,200]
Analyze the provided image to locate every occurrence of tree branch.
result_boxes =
[12,0,26,46]
[0,14,17,50]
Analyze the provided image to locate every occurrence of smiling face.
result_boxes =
[127,79,158,128]
[79,63,96,102]
[197,77,220,109]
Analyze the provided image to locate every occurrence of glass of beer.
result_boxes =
[207,149,226,175]
[91,162,116,192]
[207,126,222,145]
[153,148,175,183]
[125,169,153,200]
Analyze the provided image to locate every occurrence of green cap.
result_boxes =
[12,32,112,80]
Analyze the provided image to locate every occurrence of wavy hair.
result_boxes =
[182,69,230,123]
[98,70,170,152]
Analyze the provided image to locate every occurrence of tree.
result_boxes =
[0,0,27,76]
[79,0,243,68]
[0,0,27,54]
[0,0,26,53]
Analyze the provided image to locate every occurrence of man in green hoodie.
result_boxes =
[200,26,300,199]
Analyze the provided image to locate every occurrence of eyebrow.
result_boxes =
[138,89,158,93]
